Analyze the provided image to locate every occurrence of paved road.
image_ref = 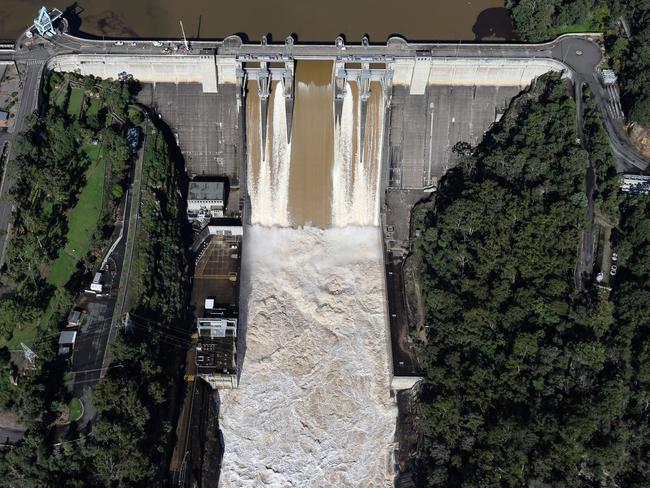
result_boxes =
[551,37,650,171]
[68,126,145,434]
[0,426,25,445]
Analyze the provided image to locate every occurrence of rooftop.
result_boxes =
[188,179,225,202]
[59,330,77,345]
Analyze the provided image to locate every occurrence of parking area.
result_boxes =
[388,84,521,188]
[137,83,242,183]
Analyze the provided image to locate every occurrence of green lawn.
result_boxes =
[551,22,596,36]
[85,97,101,119]
[2,323,38,350]
[69,398,84,422]
[48,146,105,288]
[53,86,68,109]
[67,87,85,117]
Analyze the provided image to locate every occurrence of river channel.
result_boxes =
[0,0,515,42]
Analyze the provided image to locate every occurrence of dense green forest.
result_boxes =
[613,0,650,125]
[415,73,648,486]
[506,0,614,41]
[0,76,189,486]
[506,0,650,125]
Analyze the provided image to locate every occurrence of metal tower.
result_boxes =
[34,6,56,37]
[20,342,38,367]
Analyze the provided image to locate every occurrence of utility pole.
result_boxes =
[179,21,189,50]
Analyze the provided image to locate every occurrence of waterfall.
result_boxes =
[228,64,396,486]
[248,81,291,227]
[332,81,384,227]
[331,83,356,226]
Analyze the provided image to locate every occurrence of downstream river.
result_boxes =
[0,0,515,42]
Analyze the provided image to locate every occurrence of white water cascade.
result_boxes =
[221,64,395,486]
[248,81,292,227]
[332,81,385,227]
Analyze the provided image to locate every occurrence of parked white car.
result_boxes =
[153,41,163,47]
[114,41,124,46]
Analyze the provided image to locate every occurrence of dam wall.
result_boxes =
[46,54,219,93]
[393,57,567,94]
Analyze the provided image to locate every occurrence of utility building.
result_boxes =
[196,302,238,388]
[191,216,242,389]
[187,178,225,222]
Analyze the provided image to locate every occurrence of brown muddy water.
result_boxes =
[0,0,515,42]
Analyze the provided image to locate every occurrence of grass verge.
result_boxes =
[69,398,83,422]
[67,87,85,117]
[48,146,105,288]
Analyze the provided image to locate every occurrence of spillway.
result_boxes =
[287,61,336,227]
[245,62,385,228]
[332,81,385,227]
[246,80,291,227]
[221,60,394,485]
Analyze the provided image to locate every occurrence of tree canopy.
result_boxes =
[415,74,647,486]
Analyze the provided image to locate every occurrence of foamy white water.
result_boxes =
[249,82,292,226]
[332,82,385,227]
[332,83,356,225]
[219,226,396,487]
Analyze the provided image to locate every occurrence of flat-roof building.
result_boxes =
[58,330,77,356]
[196,304,239,388]
[187,178,225,222]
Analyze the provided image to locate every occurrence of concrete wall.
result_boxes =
[394,58,567,95]
[216,57,239,85]
[47,54,219,93]
[391,376,422,391]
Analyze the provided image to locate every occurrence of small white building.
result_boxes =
[90,272,103,293]
[621,174,650,195]
[196,317,238,339]
[187,179,225,222]
[601,69,618,86]
[207,217,243,236]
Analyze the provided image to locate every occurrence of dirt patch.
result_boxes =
[394,388,421,481]
[403,196,436,344]
[0,410,25,430]
[627,123,650,158]
[403,254,426,344]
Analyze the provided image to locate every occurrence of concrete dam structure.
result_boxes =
[48,54,220,92]
[47,36,567,195]
[44,34,573,485]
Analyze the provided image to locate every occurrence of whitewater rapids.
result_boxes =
[219,225,396,487]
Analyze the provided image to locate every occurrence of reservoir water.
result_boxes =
[0,0,515,42]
